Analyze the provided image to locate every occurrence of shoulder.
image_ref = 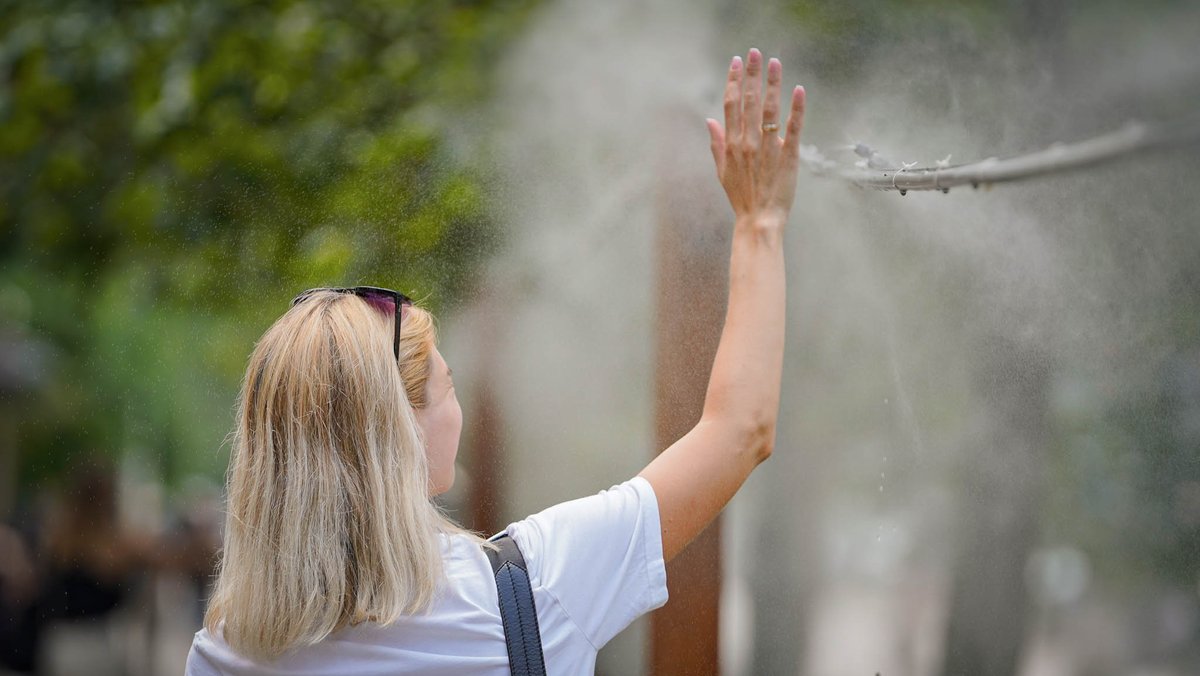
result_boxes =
[498,476,667,648]
[513,475,657,531]
[503,476,664,595]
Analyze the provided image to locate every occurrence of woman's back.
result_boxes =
[186,477,667,675]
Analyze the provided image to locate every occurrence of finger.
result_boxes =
[781,85,807,160]
[761,58,783,152]
[723,56,742,147]
[706,118,725,174]
[742,48,763,147]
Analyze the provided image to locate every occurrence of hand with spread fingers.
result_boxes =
[706,48,806,227]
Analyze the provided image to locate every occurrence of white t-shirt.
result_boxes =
[185,476,668,675]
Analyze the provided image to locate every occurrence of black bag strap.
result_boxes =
[484,533,547,676]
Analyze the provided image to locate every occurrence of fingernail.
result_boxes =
[749,48,761,65]
[731,56,741,70]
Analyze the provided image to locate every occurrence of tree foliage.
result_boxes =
[0,0,540,485]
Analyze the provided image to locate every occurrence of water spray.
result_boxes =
[804,118,1200,194]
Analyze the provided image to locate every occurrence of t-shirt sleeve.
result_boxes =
[505,475,669,648]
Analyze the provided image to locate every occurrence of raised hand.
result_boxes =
[641,49,797,566]
[705,48,806,226]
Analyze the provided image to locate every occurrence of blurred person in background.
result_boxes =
[0,522,38,672]
[0,456,220,675]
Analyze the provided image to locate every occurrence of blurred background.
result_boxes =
[1,0,1199,674]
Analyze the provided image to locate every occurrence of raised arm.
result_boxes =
[638,48,805,563]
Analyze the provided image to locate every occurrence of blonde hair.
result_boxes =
[204,290,484,660]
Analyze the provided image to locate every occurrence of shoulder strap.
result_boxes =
[484,533,547,676]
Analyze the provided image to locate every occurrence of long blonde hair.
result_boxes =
[204,290,483,660]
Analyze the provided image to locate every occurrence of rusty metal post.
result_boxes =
[649,104,729,675]
[464,285,508,537]
[466,376,505,536]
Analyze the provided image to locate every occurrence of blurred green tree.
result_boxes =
[0,0,539,489]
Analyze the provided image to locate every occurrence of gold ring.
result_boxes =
[761,122,780,133]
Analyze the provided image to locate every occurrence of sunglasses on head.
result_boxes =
[291,286,413,360]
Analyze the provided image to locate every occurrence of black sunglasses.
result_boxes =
[291,286,413,360]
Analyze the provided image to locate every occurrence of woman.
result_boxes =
[186,48,804,675]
